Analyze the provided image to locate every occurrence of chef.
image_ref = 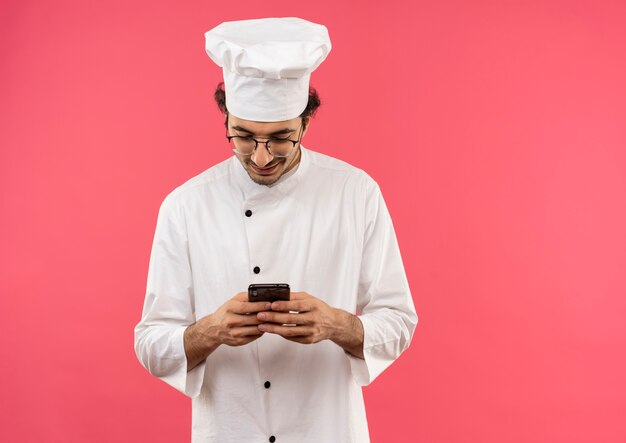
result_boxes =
[134,17,418,443]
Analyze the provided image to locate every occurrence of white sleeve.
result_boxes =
[134,193,206,398]
[346,182,418,386]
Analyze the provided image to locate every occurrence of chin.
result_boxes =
[249,175,279,186]
[247,168,283,186]
[235,155,287,186]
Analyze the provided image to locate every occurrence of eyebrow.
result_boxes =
[231,125,296,137]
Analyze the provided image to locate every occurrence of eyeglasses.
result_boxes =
[226,119,304,159]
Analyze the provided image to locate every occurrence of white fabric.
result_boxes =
[134,146,418,443]
[204,17,331,121]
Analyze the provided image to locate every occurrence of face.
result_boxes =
[227,114,309,186]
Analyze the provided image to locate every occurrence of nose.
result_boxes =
[251,142,273,167]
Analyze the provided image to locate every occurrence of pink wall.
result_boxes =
[2,0,625,441]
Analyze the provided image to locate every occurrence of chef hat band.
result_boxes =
[205,17,331,122]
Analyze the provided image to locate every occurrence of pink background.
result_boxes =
[2,0,626,441]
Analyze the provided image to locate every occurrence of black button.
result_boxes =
[245,209,252,217]
[253,266,260,274]
[264,381,271,389]
[269,437,276,443]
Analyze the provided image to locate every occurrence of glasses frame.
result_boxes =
[225,117,305,159]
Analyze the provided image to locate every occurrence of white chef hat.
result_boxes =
[204,17,331,122]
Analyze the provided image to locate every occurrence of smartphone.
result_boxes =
[248,283,290,302]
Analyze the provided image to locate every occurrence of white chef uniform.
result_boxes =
[134,145,417,442]
[135,16,417,443]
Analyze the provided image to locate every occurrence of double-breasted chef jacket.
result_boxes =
[135,146,418,442]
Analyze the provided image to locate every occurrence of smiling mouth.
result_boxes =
[250,162,281,174]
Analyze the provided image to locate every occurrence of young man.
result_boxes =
[135,17,417,443]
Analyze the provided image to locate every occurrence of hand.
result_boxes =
[184,293,271,371]
[195,292,272,347]
[256,292,361,351]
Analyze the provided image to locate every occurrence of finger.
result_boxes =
[229,313,268,327]
[232,301,272,314]
[232,326,266,337]
[270,299,310,313]
[258,324,312,337]
[257,311,310,326]
[232,292,247,301]
[224,312,268,328]
[225,327,265,346]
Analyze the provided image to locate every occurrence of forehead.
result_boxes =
[228,114,300,135]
